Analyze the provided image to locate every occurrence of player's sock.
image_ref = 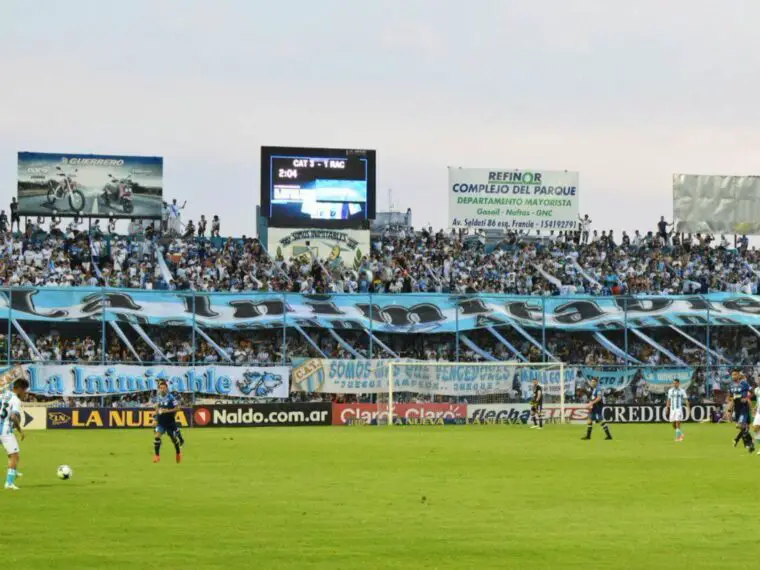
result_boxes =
[6,469,16,487]
[153,437,161,457]
[531,415,537,427]
[734,430,743,446]
[538,415,543,428]
[602,422,612,439]
[176,429,185,447]
[585,425,592,439]
[743,430,754,449]
[171,437,181,454]
[675,428,682,438]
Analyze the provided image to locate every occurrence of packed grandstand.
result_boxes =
[0,211,757,409]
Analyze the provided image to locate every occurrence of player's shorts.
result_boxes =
[155,422,178,436]
[531,403,542,414]
[590,407,603,422]
[753,411,760,427]
[669,409,684,423]
[1,434,19,455]
[734,407,750,425]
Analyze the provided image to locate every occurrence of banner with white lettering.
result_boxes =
[518,367,577,398]
[448,168,579,231]
[21,364,290,399]
[292,359,519,396]
[579,367,694,393]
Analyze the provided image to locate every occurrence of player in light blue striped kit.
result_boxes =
[0,378,29,490]
[665,379,690,442]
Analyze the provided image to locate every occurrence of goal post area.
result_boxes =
[372,360,574,426]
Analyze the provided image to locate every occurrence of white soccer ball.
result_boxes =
[57,465,73,480]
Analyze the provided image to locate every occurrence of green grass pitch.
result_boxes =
[1,423,754,569]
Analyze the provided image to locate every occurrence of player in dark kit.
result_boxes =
[152,380,184,464]
[727,369,754,453]
[582,378,612,440]
[530,379,543,429]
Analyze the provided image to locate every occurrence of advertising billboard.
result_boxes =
[261,146,376,228]
[673,173,760,234]
[448,168,579,231]
[193,403,332,428]
[17,151,163,218]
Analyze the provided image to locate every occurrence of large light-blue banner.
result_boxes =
[0,289,757,332]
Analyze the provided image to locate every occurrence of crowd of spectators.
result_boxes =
[1,211,759,295]
[2,208,760,407]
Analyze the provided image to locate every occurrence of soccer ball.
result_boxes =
[56,465,73,480]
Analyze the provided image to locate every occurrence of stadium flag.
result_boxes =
[629,329,688,365]
[108,321,142,363]
[293,325,327,357]
[460,335,499,361]
[24,364,290,399]
[88,233,103,280]
[366,331,399,358]
[8,289,760,333]
[668,325,731,363]
[486,326,528,362]
[328,329,365,358]
[155,244,175,288]
[592,332,642,364]
[532,263,562,288]
[291,359,518,395]
[194,326,232,362]
[131,323,170,362]
[570,258,601,288]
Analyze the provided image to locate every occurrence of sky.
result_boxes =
[1,0,759,237]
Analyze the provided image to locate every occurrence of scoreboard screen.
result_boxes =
[261,146,376,228]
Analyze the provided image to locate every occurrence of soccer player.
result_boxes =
[727,369,754,453]
[529,379,543,429]
[752,377,760,453]
[581,378,612,440]
[152,380,184,464]
[665,378,690,442]
[0,378,29,491]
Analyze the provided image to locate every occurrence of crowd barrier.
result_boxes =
[38,402,722,429]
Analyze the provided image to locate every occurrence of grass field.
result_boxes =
[1,423,755,569]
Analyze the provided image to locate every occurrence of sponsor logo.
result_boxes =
[467,404,589,424]
[47,411,72,427]
[195,403,332,428]
[602,405,718,423]
[194,407,211,426]
[46,408,191,429]
[236,370,283,397]
[333,403,467,425]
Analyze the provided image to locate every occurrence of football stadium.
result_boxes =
[2,2,759,569]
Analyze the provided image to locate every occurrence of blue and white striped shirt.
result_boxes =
[667,387,687,411]
[0,390,22,437]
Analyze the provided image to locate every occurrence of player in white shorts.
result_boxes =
[665,378,689,442]
[0,378,29,490]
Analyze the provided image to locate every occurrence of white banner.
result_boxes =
[673,173,760,234]
[267,227,369,270]
[292,359,520,396]
[448,168,579,231]
[517,367,577,398]
[22,364,290,399]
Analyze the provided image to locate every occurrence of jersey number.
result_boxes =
[0,401,8,421]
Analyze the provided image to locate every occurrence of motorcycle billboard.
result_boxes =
[17,151,163,219]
